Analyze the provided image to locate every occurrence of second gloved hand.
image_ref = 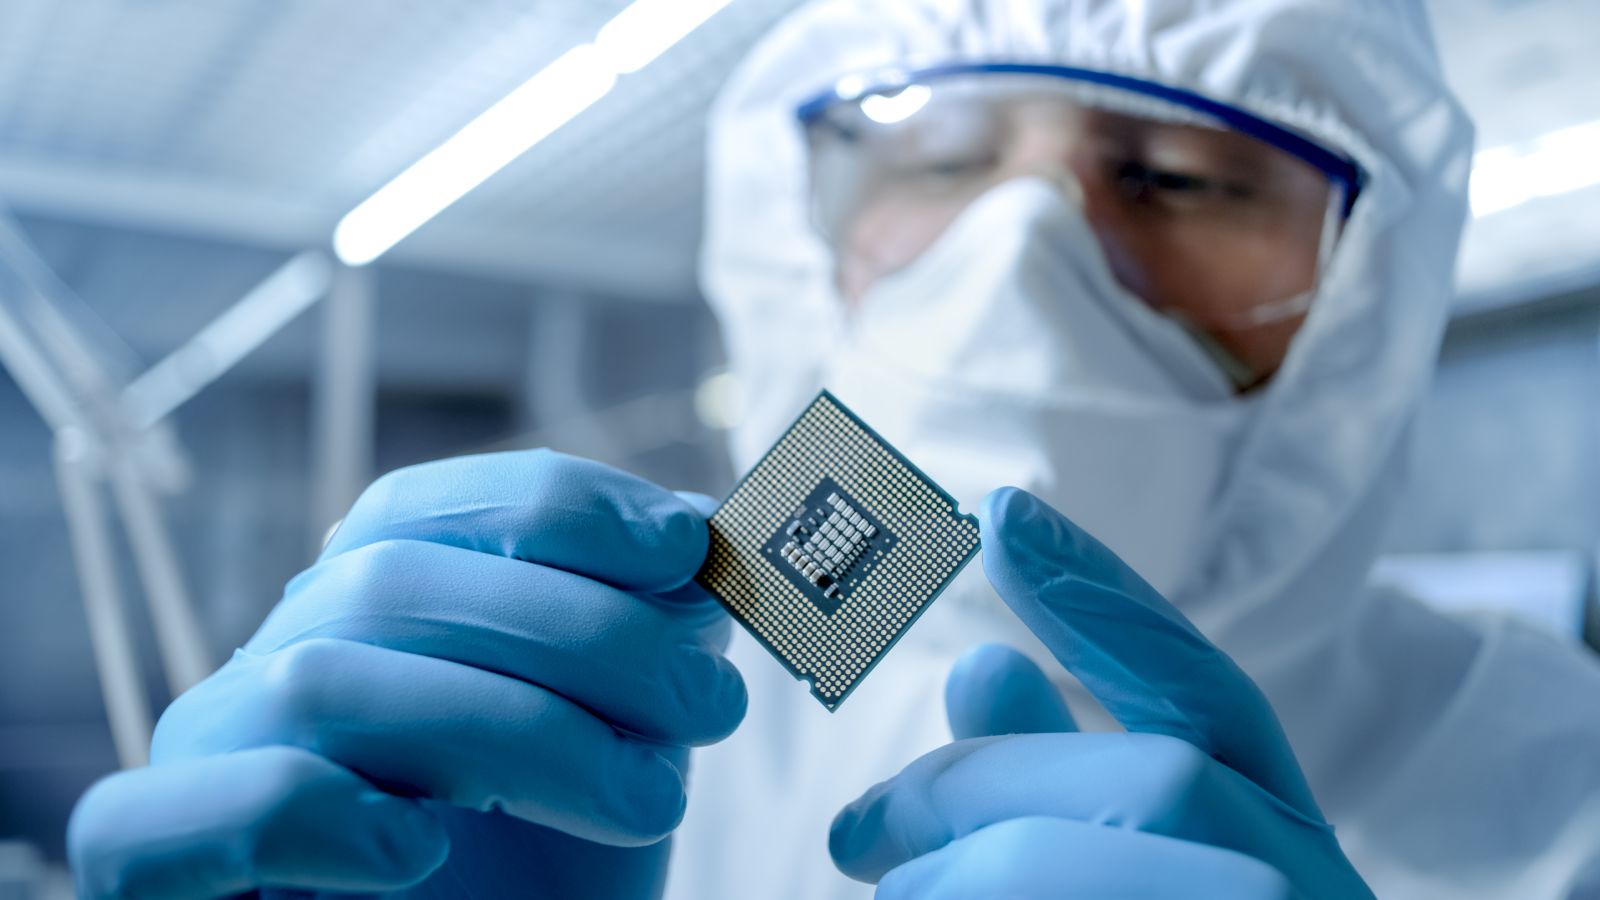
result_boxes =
[829,487,1374,899]
[68,450,747,899]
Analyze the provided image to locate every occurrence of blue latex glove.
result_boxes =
[829,487,1374,899]
[67,450,747,899]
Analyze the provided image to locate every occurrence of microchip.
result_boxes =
[697,390,981,711]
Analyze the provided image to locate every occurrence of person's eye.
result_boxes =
[925,154,998,177]
[887,152,1000,181]
[1116,161,1253,203]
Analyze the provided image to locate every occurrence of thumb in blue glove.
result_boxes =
[942,639,1076,740]
[830,487,1374,899]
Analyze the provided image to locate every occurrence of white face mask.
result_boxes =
[822,178,1253,619]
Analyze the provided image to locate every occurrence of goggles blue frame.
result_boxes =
[796,62,1365,219]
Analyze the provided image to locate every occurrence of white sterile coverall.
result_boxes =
[666,1,1600,898]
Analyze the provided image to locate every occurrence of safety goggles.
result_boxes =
[798,64,1363,331]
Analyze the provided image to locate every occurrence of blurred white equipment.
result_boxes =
[1371,551,1593,640]
[0,209,333,768]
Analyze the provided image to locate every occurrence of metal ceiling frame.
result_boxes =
[0,212,342,768]
[0,156,698,302]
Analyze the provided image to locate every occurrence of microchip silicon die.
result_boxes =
[696,390,982,711]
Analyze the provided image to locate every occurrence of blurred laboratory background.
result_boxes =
[0,0,1596,891]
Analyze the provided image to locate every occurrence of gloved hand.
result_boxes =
[67,450,747,899]
[829,487,1374,899]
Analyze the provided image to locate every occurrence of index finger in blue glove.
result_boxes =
[980,487,1319,817]
[322,450,706,595]
[69,747,448,899]
[155,639,691,846]
[251,540,745,746]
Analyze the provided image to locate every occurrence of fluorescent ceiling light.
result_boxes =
[334,45,615,266]
[1471,119,1600,218]
[335,0,735,266]
[596,0,736,75]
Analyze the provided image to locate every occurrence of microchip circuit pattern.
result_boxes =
[697,390,982,710]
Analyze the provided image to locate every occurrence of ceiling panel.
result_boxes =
[1426,0,1600,303]
[0,0,626,189]
[0,0,1592,303]
[1427,0,1600,150]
